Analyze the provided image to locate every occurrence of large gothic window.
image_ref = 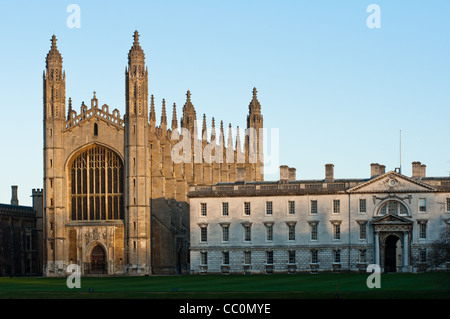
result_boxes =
[70,145,124,221]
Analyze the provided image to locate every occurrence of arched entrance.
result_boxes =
[371,212,413,272]
[384,235,401,273]
[87,245,106,274]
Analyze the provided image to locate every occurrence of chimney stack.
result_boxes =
[325,164,334,182]
[11,185,18,206]
[280,165,289,183]
[288,167,296,181]
[412,161,422,179]
[420,164,426,178]
[370,163,380,178]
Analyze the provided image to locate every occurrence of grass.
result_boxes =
[0,272,449,299]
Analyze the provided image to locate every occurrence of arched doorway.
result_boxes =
[88,245,106,274]
[384,235,401,273]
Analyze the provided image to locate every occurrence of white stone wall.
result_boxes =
[190,185,450,274]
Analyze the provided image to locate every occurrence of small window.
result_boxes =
[244,251,251,264]
[333,250,341,263]
[288,223,296,241]
[419,198,427,212]
[419,249,427,263]
[359,249,367,263]
[446,198,450,212]
[311,250,318,264]
[288,251,296,264]
[266,201,273,215]
[333,223,341,240]
[333,200,340,214]
[200,252,208,265]
[310,223,318,241]
[244,225,251,241]
[310,200,318,214]
[419,221,427,239]
[266,224,273,241]
[359,199,366,213]
[201,203,207,216]
[222,202,229,216]
[94,123,98,136]
[222,252,229,265]
[222,225,229,242]
[244,202,251,216]
[359,222,367,240]
[266,251,274,265]
[200,226,207,242]
[288,201,295,215]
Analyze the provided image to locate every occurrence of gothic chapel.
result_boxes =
[43,31,264,276]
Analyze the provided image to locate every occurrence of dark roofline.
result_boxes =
[0,203,35,213]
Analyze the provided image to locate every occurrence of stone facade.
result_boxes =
[0,186,43,276]
[42,32,264,276]
[189,163,450,274]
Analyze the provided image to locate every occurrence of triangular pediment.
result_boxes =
[348,171,436,193]
[370,213,413,225]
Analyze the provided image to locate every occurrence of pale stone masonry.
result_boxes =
[189,163,450,274]
[42,32,263,276]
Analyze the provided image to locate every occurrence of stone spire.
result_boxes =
[67,97,72,120]
[149,94,156,125]
[44,34,65,120]
[181,90,197,135]
[219,120,225,146]
[46,35,63,69]
[235,126,242,154]
[202,114,207,140]
[128,30,145,64]
[126,30,148,117]
[248,87,261,114]
[161,99,167,128]
[210,117,216,142]
[171,103,178,131]
[227,123,233,150]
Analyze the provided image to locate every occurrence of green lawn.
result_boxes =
[0,272,449,299]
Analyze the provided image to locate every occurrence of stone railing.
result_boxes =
[188,181,350,197]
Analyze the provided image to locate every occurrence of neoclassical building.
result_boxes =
[189,162,450,274]
[42,31,263,276]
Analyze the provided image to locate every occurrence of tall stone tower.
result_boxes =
[124,31,151,274]
[246,87,264,181]
[43,35,66,274]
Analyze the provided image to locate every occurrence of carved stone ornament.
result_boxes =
[384,176,399,189]
[93,228,99,240]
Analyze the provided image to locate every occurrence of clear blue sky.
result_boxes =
[1,1,450,205]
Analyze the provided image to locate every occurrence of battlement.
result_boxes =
[32,188,43,195]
